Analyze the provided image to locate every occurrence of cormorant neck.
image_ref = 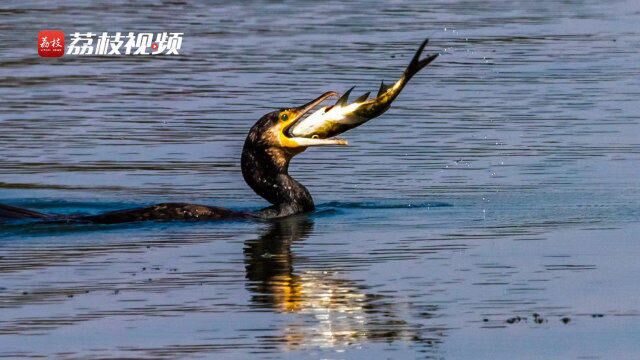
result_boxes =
[241,143,314,218]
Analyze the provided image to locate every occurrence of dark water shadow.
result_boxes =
[0,215,258,242]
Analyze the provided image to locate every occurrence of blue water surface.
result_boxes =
[1,0,639,359]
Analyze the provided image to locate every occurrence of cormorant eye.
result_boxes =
[280,113,288,121]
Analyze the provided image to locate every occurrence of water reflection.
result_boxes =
[244,216,313,312]
[244,216,442,351]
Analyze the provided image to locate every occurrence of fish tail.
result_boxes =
[373,38,439,111]
[403,38,439,85]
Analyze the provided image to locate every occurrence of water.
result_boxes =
[1,0,639,358]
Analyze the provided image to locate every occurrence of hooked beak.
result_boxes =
[281,91,348,147]
[292,91,338,121]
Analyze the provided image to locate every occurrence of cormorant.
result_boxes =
[0,39,438,224]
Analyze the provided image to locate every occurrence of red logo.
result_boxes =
[38,30,65,57]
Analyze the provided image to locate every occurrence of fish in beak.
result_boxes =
[277,91,349,148]
[289,38,438,140]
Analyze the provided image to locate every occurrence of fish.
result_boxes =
[289,38,439,140]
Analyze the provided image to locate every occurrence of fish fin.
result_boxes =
[336,86,355,107]
[355,92,370,103]
[377,81,391,97]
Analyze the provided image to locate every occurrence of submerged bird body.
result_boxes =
[0,39,438,224]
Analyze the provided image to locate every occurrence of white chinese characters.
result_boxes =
[40,36,63,49]
[66,32,183,55]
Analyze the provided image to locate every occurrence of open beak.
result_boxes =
[281,91,348,147]
[292,91,338,121]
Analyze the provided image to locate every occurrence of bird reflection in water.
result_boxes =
[244,216,443,351]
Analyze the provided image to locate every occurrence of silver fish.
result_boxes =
[290,39,438,140]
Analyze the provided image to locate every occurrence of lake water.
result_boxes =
[1,0,639,359]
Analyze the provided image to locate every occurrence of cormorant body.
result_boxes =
[0,39,438,225]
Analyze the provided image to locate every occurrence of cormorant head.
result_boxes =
[245,91,348,154]
[242,92,346,212]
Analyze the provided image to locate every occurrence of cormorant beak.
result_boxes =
[279,91,348,148]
